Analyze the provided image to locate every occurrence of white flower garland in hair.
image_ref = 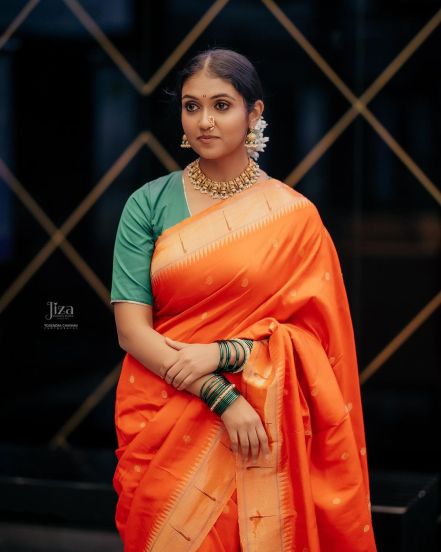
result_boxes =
[247,116,270,160]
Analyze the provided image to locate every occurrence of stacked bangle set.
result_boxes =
[199,338,253,416]
[214,338,253,374]
[200,374,240,416]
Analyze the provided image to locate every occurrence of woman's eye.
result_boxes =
[183,101,229,112]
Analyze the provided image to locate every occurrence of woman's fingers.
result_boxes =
[171,369,188,388]
[238,429,250,459]
[249,430,260,462]
[220,398,270,462]
[227,429,239,454]
[163,367,176,384]
[256,424,271,458]
[164,337,188,350]
[173,366,201,389]
[164,336,179,350]
[176,372,195,390]
[228,425,270,462]
[164,364,184,386]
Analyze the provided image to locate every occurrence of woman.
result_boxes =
[110,48,377,551]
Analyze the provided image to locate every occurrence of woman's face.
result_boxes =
[181,70,258,160]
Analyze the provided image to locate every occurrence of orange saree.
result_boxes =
[113,178,377,552]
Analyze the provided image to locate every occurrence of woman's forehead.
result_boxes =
[182,73,237,98]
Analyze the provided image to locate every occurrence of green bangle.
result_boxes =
[241,338,253,352]
[225,341,231,368]
[200,376,221,398]
[232,338,253,370]
[228,340,241,372]
[214,338,254,374]
[210,383,234,411]
[202,380,226,404]
[217,340,226,369]
[202,375,231,407]
[215,340,232,372]
[206,383,230,408]
[231,339,246,370]
[201,377,225,403]
[200,374,219,398]
[199,374,241,416]
[213,386,240,416]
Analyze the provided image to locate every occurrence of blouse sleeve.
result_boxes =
[110,188,154,306]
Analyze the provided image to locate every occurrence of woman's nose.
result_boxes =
[199,110,214,130]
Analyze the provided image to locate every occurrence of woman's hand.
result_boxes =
[221,396,270,463]
[162,337,219,390]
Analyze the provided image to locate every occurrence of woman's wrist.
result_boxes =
[185,373,215,397]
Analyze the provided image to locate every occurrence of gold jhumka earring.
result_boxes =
[245,127,258,149]
[180,134,191,148]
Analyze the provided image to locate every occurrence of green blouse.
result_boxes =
[110,170,190,307]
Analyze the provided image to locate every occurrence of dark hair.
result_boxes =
[166,48,264,114]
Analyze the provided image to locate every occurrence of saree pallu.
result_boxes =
[113,178,377,552]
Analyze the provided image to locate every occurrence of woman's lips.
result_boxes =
[198,136,219,143]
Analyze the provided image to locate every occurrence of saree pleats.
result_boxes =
[113,179,377,551]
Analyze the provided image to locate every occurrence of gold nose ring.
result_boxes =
[208,116,216,130]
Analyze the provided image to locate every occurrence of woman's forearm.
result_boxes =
[119,324,178,377]
[119,325,213,397]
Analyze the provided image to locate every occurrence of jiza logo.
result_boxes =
[45,301,74,321]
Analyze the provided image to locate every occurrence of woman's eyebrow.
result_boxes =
[182,93,236,101]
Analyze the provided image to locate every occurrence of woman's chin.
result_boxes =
[192,148,224,160]
[188,142,243,161]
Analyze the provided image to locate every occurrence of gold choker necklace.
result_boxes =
[187,157,260,199]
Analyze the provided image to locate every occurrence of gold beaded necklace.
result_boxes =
[187,157,260,199]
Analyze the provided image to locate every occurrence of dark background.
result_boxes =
[0,1,439,550]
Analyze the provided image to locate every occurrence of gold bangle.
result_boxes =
[210,383,235,411]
